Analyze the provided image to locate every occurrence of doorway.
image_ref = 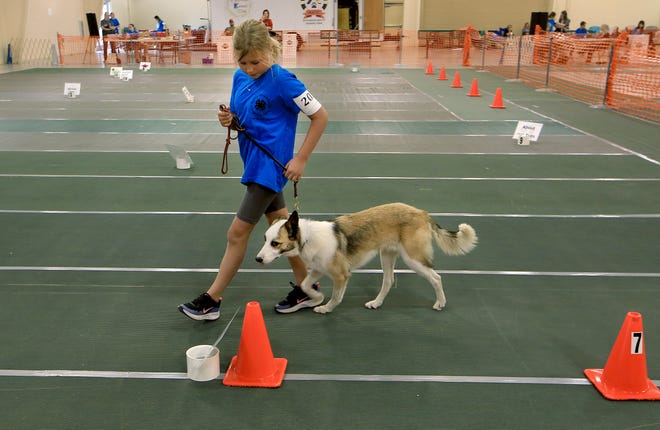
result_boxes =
[338,0,359,30]
[384,1,403,29]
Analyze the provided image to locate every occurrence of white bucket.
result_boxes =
[186,345,220,382]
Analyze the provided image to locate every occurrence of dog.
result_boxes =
[255,203,477,313]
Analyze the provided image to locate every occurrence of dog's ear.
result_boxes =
[284,211,299,239]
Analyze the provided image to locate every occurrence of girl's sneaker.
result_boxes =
[178,293,221,320]
[274,282,322,314]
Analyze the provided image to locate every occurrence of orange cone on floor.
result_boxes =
[223,301,287,388]
[436,66,448,80]
[450,72,462,88]
[489,87,505,108]
[584,312,660,400]
[467,78,481,96]
[425,61,434,75]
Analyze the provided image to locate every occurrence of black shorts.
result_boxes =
[236,183,286,224]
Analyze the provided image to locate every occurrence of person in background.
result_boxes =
[124,24,140,61]
[125,23,139,36]
[110,12,120,34]
[547,12,557,32]
[597,24,611,38]
[100,12,118,62]
[575,21,588,38]
[154,15,166,33]
[557,10,570,32]
[177,19,329,321]
[632,20,645,34]
[521,22,530,35]
[260,9,276,37]
[224,19,236,36]
[502,24,513,37]
[260,9,273,30]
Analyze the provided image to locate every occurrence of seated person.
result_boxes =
[125,23,139,37]
[575,21,588,37]
[224,19,235,36]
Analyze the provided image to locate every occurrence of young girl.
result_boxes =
[178,19,329,320]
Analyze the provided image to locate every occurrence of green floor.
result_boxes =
[1,67,659,429]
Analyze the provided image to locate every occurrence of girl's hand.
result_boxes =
[284,157,306,182]
[218,105,233,127]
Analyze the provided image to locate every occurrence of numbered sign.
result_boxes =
[513,121,543,143]
[631,331,643,355]
[63,82,81,98]
[120,70,133,81]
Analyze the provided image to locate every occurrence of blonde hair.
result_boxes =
[233,19,280,63]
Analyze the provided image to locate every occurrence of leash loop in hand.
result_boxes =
[219,104,242,175]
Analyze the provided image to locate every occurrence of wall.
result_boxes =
[1,0,88,65]
[419,0,552,33]
[552,0,660,32]
[212,0,336,32]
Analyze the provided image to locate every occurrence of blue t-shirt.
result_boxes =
[110,18,120,34]
[575,27,587,37]
[229,64,307,193]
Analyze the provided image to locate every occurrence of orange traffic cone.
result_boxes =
[467,78,481,96]
[223,302,287,388]
[584,312,660,400]
[436,66,448,80]
[489,87,506,108]
[450,72,462,88]
[425,61,434,75]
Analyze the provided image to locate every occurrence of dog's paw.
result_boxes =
[432,301,445,311]
[313,305,332,314]
[364,300,382,309]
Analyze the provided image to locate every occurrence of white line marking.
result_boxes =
[1,174,658,182]
[1,210,658,218]
[0,266,658,277]
[7,369,653,386]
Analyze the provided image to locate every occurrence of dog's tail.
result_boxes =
[431,222,478,256]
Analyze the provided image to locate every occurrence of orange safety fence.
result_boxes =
[607,32,660,123]
[479,27,660,123]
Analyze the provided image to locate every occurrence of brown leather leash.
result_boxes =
[219,104,299,211]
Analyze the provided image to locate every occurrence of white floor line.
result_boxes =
[6,368,643,386]
[1,173,658,182]
[1,210,659,219]
[1,266,659,278]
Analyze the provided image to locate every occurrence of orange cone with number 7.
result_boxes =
[584,312,660,400]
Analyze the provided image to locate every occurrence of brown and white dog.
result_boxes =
[255,203,477,313]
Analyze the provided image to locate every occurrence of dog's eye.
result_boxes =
[270,240,280,247]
